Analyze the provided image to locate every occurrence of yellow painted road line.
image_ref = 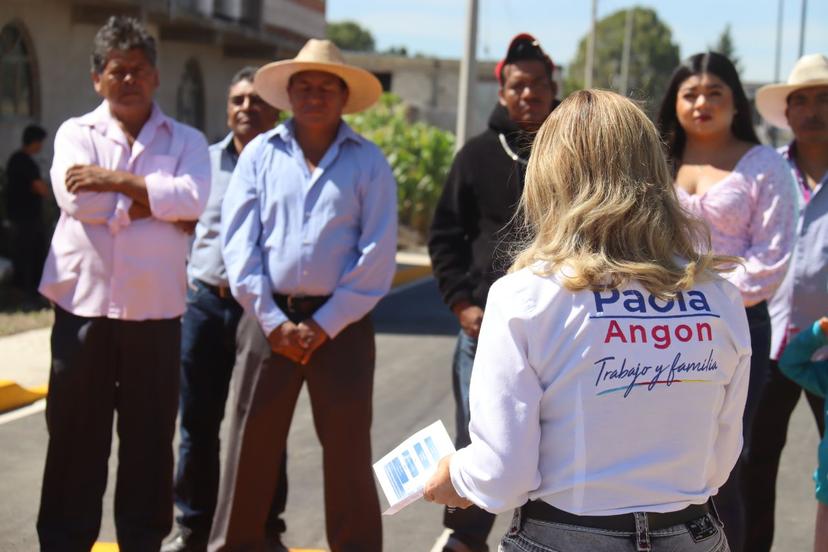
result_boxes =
[0,380,47,413]
[391,263,432,287]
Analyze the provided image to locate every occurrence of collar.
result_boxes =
[272,118,363,148]
[77,100,171,144]
[781,140,826,202]
[779,141,795,161]
[218,132,239,158]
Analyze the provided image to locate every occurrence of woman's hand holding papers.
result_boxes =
[423,454,473,509]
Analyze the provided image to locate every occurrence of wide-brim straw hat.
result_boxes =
[254,39,382,114]
[756,53,828,129]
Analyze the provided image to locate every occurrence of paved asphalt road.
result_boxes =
[0,278,821,551]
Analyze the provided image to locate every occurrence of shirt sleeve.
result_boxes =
[427,150,478,308]
[449,280,543,513]
[730,151,798,305]
[711,350,751,492]
[50,120,119,224]
[779,321,828,398]
[145,127,211,221]
[221,139,287,337]
[313,148,398,338]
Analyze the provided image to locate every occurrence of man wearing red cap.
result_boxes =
[428,33,559,552]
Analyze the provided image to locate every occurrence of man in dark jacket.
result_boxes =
[427,34,559,552]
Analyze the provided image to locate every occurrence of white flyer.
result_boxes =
[373,420,456,515]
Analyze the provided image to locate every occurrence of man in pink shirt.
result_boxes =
[36,16,210,551]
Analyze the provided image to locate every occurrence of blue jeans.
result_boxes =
[500,508,730,552]
[174,281,287,539]
[444,331,495,550]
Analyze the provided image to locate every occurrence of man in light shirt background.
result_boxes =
[162,67,288,552]
[210,39,397,551]
[36,16,210,551]
[746,52,828,552]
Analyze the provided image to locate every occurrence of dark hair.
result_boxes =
[656,52,758,166]
[90,16,157,74]
[498,37,555,85]
[230,66,258,88]
[22,124,47,146]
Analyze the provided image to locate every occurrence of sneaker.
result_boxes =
[160,528,208,552]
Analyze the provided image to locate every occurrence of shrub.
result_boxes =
[346,93,455,240]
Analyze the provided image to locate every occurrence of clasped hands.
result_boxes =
[65,164,196,234]
[268,318,328,365]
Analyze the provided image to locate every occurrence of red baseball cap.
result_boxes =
[494,33,555,85]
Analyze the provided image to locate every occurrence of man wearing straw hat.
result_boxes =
[745,53,828,552]
[210,39,397,551]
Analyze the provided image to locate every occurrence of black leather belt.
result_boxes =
[197,279,233,300]
[522,500,712,531]
[274,293,330,319]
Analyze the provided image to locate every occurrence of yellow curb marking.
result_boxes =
[0,380,47,413]
[391,264,432,287]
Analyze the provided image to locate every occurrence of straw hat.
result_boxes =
[254,39,382,114]
[756,53,828,129]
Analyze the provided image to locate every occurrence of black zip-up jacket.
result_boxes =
[428,102,555,310]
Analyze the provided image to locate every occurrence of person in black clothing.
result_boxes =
[5,124,49,299]
[427,34,559,552]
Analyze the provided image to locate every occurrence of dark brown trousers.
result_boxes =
[208,312,381,552]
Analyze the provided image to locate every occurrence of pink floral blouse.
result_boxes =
[676,145,798,306]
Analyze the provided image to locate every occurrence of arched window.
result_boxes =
[176,58,205,130]
[0,22,38,118]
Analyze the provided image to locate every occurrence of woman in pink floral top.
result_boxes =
[657,52,797,552]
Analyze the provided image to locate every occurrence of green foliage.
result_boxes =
[326,20,375,52]
[345,94,455,237]
[565,6,680,116]
[709,24,743,75]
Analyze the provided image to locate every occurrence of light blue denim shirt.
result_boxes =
[769,142,828,358]
[221,119,398,338]
[188,132,237,287]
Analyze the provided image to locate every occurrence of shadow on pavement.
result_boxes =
[373,278,458,336]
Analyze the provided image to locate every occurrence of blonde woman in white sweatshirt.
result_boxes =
[424,89,751,552]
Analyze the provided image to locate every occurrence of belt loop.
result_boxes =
[634,512,651,552]
[708,498,722,525]
[508,506,523,536]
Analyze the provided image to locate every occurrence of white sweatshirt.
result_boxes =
[449,265,752,516]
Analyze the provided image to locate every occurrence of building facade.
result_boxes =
[0,0,325,167]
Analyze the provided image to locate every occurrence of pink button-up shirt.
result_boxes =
[40,101,210,320]
[676,145,797,306]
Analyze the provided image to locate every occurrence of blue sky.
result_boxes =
[327,0,828,83]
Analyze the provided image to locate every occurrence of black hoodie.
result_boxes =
[428,102,556,310]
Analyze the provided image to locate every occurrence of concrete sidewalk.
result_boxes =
[0,327,50,412]
[0,252,432,414]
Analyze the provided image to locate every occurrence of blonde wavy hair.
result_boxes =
[510,89,735,297]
